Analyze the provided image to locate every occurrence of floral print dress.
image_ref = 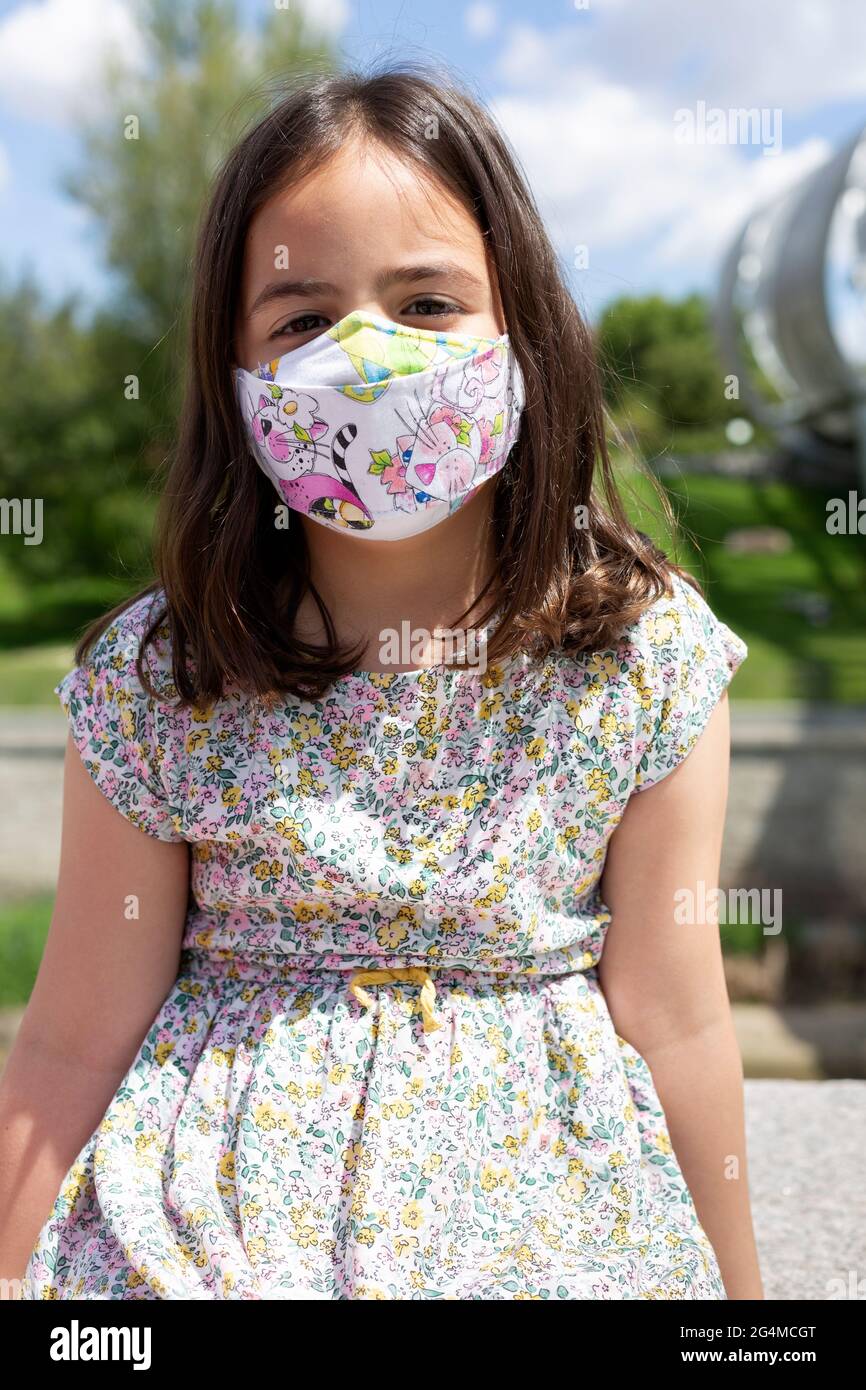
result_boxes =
[22,571,747,1301]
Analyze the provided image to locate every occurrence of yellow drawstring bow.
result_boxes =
[348,967,443,1033]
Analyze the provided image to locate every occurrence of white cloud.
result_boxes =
[485,7,855,299]
[0,0,145,125]
[494,80,830,271]
[496,2,866,113]
[293,0,350,37]
[0,0,349,128]
[464,3,499,41]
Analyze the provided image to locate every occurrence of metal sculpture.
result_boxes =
[715,121,866,485]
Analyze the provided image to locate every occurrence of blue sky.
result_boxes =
[0,0,864,325]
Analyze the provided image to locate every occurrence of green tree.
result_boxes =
[65,0,334,378]
[596,292,737,450]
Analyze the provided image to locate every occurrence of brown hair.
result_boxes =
[73,63,692,704]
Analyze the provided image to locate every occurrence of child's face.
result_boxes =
[234,136,505,372]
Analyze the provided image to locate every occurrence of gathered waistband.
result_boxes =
[178,943,596,997]
[177,953,585,1037]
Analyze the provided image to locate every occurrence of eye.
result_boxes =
[269,312,330,339]
[402,297,464,319]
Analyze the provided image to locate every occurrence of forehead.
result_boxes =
[242,139,487,268]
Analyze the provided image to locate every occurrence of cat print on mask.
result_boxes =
[248,387,328,480]
[387,352,508,506]
[262,421,375,532]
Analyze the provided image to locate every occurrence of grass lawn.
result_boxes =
[0,894,53,1006]
[0,643,74,706]
[619,466,866,702]
[0,558,130,705]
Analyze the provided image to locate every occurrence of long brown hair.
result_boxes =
[74,63,691,704]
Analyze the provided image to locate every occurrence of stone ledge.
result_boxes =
[744,1080,866,1301]
[733,1003,866,1079]
[729,704,866,752]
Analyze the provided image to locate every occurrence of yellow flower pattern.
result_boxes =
[24,574,746,1300]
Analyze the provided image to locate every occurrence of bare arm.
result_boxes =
[0,731,189,1283]
[598,692,763,1300]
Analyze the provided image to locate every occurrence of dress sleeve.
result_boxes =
[632,571,748,792]
[55,592,185,841]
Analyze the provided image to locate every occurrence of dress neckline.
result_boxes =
[295,602,509,704]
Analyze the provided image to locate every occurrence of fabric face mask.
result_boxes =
[234,309,525,541]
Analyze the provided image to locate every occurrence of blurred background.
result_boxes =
[0,0,864,1078]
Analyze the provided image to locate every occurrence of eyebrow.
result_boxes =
[247,262,488,316]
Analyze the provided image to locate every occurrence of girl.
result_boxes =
[1,66,762,1301]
